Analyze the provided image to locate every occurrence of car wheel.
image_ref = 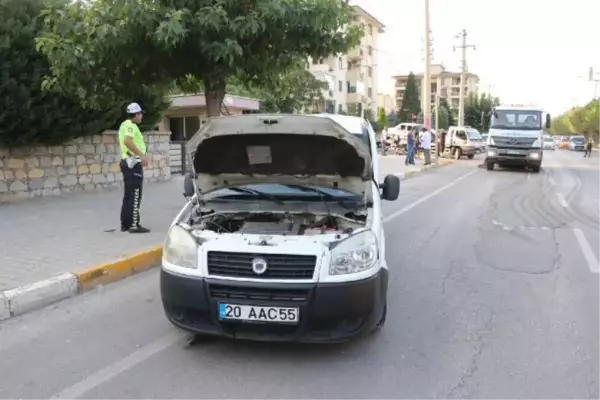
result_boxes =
[531,165,541,173]
[486,162,494,171]
[375,304,387,330]
[467,154,474,159]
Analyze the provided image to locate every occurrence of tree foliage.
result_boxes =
[36,0,362,118]
[464,92,500,131]
[552,99,599,140]
[376,107,388,129]
[0,0,153,148]
[397,72,420,122]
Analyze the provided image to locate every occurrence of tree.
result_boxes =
[259,62,328,113]
[397,72,420,122]
[0,0,166,148]
[552,99,599,141]
[37,0,362,118]
[376,107,388,129]
[464,92,499,131]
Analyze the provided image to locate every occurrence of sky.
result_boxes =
[352,0,600,116]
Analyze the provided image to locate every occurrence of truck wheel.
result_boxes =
[453,148,462,160]
[467,154,474,159]
[375,304,387,330]
[531,165,541,173]
[486,162,494,171]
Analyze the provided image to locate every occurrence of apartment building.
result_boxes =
[393,64,479,112]
[377,93,395,115]
[308,5,385,116]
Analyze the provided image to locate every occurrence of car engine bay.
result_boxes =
[189,211,366,236]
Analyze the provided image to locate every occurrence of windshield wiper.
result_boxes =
[227,187,284,204]
[281,184,357,210]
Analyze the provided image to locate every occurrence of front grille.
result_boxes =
[209,284,310,303]
[493,136,536,147]
[207,251,317,279]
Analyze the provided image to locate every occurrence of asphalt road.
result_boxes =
[1,150,598,399]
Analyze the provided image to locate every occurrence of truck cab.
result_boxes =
[484,105,551,173]
[443,126,484,159]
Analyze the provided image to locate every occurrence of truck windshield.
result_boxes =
[571,136,585,143]
[491,110,542,131]
[466,129,482,139]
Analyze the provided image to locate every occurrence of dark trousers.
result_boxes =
[120,160,144,229]
[585,147,592,157]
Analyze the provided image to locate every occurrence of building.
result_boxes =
[393,64,479,113]
[377,93,395,115]
[308,5,385,116]
[158,94,261,141]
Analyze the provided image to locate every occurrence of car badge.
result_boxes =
[251,257,268,275]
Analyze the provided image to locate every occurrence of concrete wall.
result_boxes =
[0,131,171,203]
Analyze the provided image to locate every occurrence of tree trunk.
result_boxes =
[203,77,226,117]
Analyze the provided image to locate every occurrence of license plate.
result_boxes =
[507,150,522,155]
[218,303,299,324]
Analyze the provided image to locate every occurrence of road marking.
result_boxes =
[383,169,478,223]
[548,176,556,185]
[528,172,531,181]
[51,332,184,399]
[573,228,600,274]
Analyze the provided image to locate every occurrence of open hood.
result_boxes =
[186,114,373,198]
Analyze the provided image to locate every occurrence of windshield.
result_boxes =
[203,184,361,202]
[491,110,542,130]
[571,136,585,143]
[466,129,482,139]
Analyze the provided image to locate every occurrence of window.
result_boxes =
[338,80,343,92]
[368,46,372,56]
[338,104,343,114]
[491,110,542,130]
[169,116,200,141]
[338,57,343,69]
[368,24,373,35]
[367,66,372,77]
[368,87,372,97]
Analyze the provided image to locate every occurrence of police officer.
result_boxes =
[119,102,150,233]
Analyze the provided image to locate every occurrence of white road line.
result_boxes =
[383,169,478,223]
[573,228,600,274]
[50,332,184,399]
[548,175,556,186]
[528,172,531,181]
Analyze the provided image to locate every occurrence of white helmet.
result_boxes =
[126,102,143,114]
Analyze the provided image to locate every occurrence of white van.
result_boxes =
[160,114,400,343]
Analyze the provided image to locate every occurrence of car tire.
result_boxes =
[375,304,387,330]
[531,165,541,173]
[486,162,494,171]
[467,154,474,159]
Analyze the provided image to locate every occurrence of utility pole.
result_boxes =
[423,0,432,129]
[589,67,600,139]
[454,29,475,126]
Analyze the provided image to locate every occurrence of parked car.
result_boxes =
[161,114,401,343]
[542,135,556,150]
[569,135,586,151]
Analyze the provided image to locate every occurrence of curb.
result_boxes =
[0,245,162,321]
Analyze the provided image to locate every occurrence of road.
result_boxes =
[0,150,598,399]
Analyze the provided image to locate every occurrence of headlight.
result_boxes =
[329,230,378,275]
[163,225,198,269]
[531,139,540,147]
[529,152,540,159]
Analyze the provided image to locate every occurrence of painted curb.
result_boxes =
[0,246,163,321]
[75,246,163,292]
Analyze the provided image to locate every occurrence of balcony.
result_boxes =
[309,63,335,74]
[347,47,364,60]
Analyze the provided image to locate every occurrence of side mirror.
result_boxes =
[183,173,196,198]
[545,114,551,129]
[380,174,400,201]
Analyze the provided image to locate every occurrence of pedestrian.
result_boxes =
[405,130,415,165]
[118,102,151,233]
[420,127,432,165]
[584,136,594,158]
[381,126,388,155]
[440,129,447,155]
[414,128,422,160]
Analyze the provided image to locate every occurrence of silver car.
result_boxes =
[543,135,556,150]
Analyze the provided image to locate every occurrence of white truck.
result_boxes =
[484,105,551,173]
[442,126,485,159]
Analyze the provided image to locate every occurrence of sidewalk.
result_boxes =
[0,154,448,318]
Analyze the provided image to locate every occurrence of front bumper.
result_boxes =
[485,148,542,166]
[160,268,388,343]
